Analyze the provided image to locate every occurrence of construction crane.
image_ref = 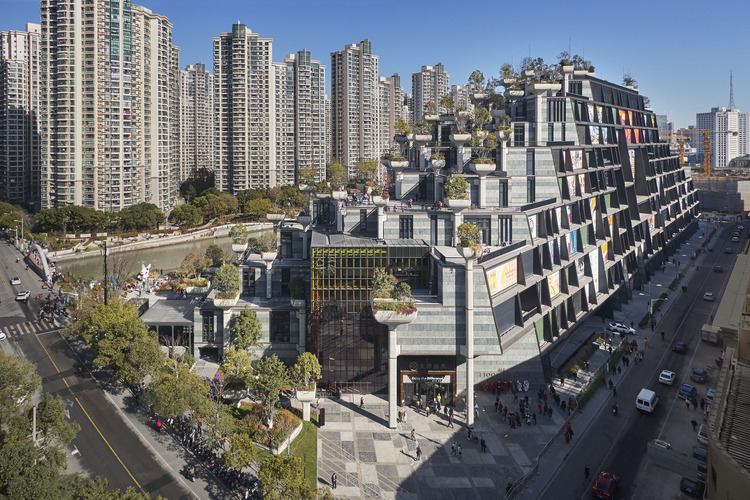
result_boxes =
[662,129,738,176]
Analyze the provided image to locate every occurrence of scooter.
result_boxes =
[612,403,618,416]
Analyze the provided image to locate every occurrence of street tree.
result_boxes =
[169,204,203,228]
[233,305,262,350]
[243,198,273,219]
[213,263,240,296]
[34,393,80,448]
[77,300,151,374]
[222,433,258,470]
[259,455,314,500]
[118,332,164,386]
[144,366,209,421]
[353,159,378,184]
[119,202,166,231]
[0,351,41,428]
[252,355,290,429]
[180,252,211,279]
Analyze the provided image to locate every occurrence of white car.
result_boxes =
[15,290,30,302]
[659,370,676,385]
[10,277,20,285]
[0,331,6,341]
[703,292,715,302]
[732,236,740,242]
[606,322,636,335]
[738,225,744,230]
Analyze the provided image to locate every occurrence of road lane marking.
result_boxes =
[32,333,145,493]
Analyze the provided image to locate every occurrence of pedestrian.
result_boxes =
[565,431,570,444]
[451,442,457,456]
[613,386,617,397]
[331,472,337,489]
[645,337,648,347]
[692,398,697,410]
[691,419,698,431]
[458,444,463,458]
[411,429,416,441]
[566,421,573,436]
[403,409,408,423]
[532,413,537,425]
[584,464,590,479]
[495,397,500,413]
[360,396,364,409]
[602,377,607,387]
[700,398,705,411]
[449,414,454,428]
[617,366,621,375]
[608,379,613,390]
[661,331,665,341]
[686,399,690,409]
[560,374,565,386]
[444,405,449,417]
[415,445,422,461]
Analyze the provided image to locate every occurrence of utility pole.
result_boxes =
[103,241,109,305]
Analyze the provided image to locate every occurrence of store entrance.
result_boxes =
[401,373,454,409]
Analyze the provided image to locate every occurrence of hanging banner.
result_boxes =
[567,176,576,197]
[589,251,600,292]
[618,109,628,125]
[590,126,600,145]
[548,271,561,298]
[486,259,518,295]
[571,150,584,170]
[608,215,614,237]
[601,242,610,261]
[555,207,562,228]
[548,240,555,263]
[568,229,579,255]
[587,104,596,122]
[528,215,537,239]
[566,205,573,225]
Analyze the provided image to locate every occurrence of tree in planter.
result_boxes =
[413,120,430,135]
[223,433,259,471]
[424,101,437,118]
[353,158,379,185]
[144,365,210,422]
[291,352,321,391]
[221,346,255,390]
[213,263,240,298]
[469,131,497,163]
[622,73,637,87]
[500,62,517,80]
[468,70,486,92]
[326,160,347,191]
[233,305,262,351]
[297,165,318,186]
[443,175,470,200]
[430,154,445,162]
[258,455,313,500]
[440,94,454,115]
[395,118,412,136]
[456,223,482,247]
[180,252,210,279]
[252,355,290,429]
[472,107,491,130]
[205,243,225,267]
[253,232,277,253]
[371,267,415,314]
[229,223,249,244]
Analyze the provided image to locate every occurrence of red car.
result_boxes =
[592,471,620,499]
[672,342,687,354]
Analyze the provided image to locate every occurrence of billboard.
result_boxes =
[486,259,518,295]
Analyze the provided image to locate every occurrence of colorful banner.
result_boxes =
[566,205,573,225]
[590,126,600,145]
[568,230,579,256]
[567,176,577,197]
[602,127,609,144]
[589,196,598,218]
[608,215,614,237]
[548,271,561,298]
[578,173,586,193]
[555,207,562,228]
[528,215,537,239]
[628,110,633,125]
[634,128,641,143]
[587,104,595,122]
[648,216,655,230]
[601,242,610,261]
[625,128,632,143]
[548,240,555,263]
[589,251,600,292]
[486,259,518,295]
[628,150,636,178]
[618,109,628,125]
[571,150,583,170]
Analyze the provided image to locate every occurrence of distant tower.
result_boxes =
[729,71,735,109]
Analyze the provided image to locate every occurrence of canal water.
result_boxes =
[56,236,237,281]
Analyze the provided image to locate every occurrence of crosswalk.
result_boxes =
[3,318,65,338]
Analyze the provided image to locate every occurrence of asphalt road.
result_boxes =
[0,241,193,499]
[532,221,740,500]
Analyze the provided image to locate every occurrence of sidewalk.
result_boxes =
[511,220,710,500]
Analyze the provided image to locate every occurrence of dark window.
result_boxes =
[242,268,256,297]
[526,149,535,175]
[498,180,508,207]
[548,123,554,142]
[280,232,292,259]
[399,215,413,239]
[360,209,368,233]
[465,217,491,245]
[514,124,525,145]
[270,311,290,342]
[202,312,215,343]
[527,178,536,203]
[281,268,291,296]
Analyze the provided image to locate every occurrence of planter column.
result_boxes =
[372,196,388,240]
[332,191,348,233]
[296,390,316,422]
[261,252,277,299]
[373,308,418,429]
[297,215,312,260]
[446,199,470,246]
[413,134,431,171]
[458,246,476,428]
[389,161,408,200]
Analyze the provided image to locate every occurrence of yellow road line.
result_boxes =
[33,333,144,493]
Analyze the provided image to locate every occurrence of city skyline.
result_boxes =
[2,0,748,129]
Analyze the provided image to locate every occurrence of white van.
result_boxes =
[636,388,658,413]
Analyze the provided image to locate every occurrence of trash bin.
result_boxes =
[319,407,325,427]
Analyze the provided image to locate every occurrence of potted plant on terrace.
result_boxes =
[440,95,455,117]
[469,70,488,103]
[213,263,240,308]
[229,223,249,254]
[424,101,438,121]
[469,130,497,176]
[413,120,432,143]
[253,232,277,262]
[429,154,446,169]
[443,175,471,211]
[394,118,412,144]
[371,188,390,207]
[456,222,482,258]
[370,267,417,325]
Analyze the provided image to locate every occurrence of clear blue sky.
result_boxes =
[2,0,748,128]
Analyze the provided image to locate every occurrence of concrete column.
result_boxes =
[498,140,507,172]
[265,264,272,299]
[395,173,404,200]
[478,178,487,209]
[452,213,463,247]
[536,95,544,147]
[465,257,475,428]
[300,232,309,260]
[388,326,400,429]
[297,310,306,353]
[457,148,472,173]
[336,203,346,233]
[377,207,385,240]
